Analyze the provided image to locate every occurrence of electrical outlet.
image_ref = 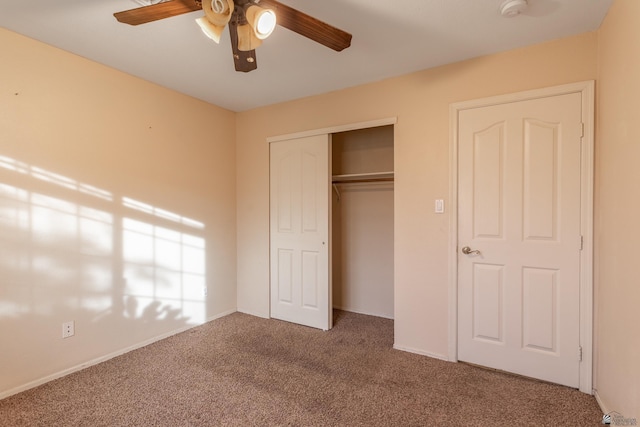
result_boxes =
[62,321,75,339]
[203,286,208,297]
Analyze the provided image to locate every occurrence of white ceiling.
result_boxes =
[1,0,612,112]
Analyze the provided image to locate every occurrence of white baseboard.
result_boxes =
[593,389,609,415]
[393,344,450,362]
[236,308,270,319]
[333,305,394,320]
[206,308,237,322]
[0,309,236,401]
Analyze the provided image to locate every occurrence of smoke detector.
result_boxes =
[500,0,528,17]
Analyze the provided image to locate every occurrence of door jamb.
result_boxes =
[447,81,595,394]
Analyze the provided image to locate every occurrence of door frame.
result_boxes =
[447,81,595,394]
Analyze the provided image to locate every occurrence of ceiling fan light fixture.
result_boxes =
[197,0,234,44]
[245,5,276,40]
[204,0,233,27]
[195,16,225,43]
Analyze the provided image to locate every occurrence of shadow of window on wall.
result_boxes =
[0,155,207,328]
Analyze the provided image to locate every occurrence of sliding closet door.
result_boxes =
[270,134,331,330]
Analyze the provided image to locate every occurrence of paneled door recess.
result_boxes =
[270,134,331,330]
[457,92,583,388]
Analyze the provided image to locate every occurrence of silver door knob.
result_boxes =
[461,246,481,255]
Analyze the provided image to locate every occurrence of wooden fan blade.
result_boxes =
[259,0,352,52]
[229,21,258,72]
[114,0,202,26]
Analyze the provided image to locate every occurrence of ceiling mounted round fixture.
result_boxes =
[500,0,528,17]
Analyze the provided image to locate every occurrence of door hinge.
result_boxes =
[578,346,583,362]
[580,235,584,250]
[580,122,585,139]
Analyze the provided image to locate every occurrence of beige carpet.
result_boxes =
[0,310,603,426]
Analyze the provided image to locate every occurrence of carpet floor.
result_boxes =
[0,310,603,426]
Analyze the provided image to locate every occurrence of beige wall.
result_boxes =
[236,32,598,357]
[595,0,640,418]
[0,29,237,397]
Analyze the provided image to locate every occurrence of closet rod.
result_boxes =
[332,177,394,184]
[331,171,394,184]
[332,176,393,201]
[331,171,393,181]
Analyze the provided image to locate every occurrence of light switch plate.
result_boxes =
[435,199,445,214]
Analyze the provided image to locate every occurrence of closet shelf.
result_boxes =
[331,171,394,183]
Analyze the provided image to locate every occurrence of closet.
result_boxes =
[269,122,394,330]
[331,125,394,319]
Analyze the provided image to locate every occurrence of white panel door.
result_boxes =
[457,93,583,387]
[270,134,331,330]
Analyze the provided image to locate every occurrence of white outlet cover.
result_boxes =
[62,321,75,338]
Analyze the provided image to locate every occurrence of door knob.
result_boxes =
[461,246,481,255]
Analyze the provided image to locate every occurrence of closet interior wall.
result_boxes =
[331,125,394,319]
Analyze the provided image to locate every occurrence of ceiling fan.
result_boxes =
[114,0,352,72]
